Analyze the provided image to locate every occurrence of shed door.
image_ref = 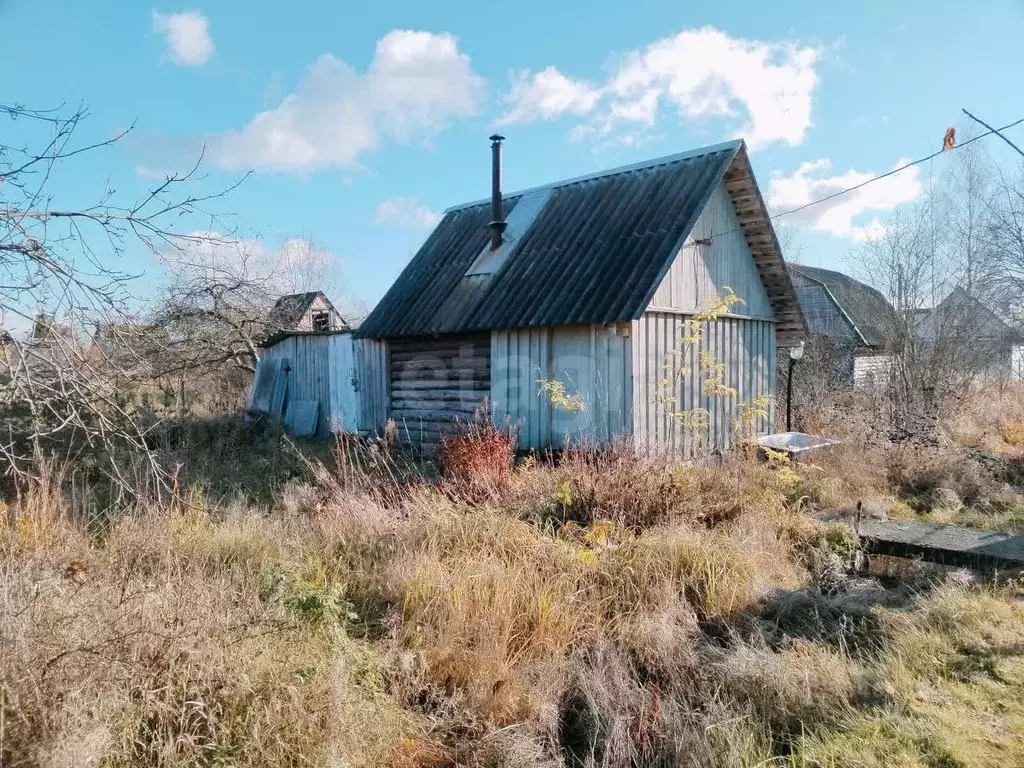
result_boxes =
[327,333,360,432]
[389,334,490,451]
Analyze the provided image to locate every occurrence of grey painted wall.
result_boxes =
[648,183,775,320]
[631,313,776,456]
[490,324,632,450]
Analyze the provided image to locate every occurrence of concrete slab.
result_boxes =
[859,519,1024,570]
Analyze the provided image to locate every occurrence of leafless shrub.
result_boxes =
[0,102,245,493]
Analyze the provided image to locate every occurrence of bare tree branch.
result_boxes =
[0,102,245,493]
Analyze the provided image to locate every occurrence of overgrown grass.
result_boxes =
[3,412,1024,766]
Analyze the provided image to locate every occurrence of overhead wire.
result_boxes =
[749,116,1024,231]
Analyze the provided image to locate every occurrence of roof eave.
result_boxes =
[720,145,807,342]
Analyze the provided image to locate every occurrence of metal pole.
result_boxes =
[786,356,795,432]
[488,134,506,250]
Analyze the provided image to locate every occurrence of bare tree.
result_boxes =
[149,232,365,384]
[984,161,1024,323]
[273,235,370,325]
[948,139,994,294]
[774,221,807,264]
[152,237,276,376]
[849,153,1020,437]
[0,102,245,488]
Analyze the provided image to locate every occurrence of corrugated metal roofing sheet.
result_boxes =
[357,139,803,340]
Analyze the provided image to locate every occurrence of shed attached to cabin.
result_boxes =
[250,329,387,437]
[354,138,805,455]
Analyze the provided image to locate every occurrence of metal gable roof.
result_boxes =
[788,264,897,348]
[357,140,804,340]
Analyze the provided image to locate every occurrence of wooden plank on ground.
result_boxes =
[248,357,281,414]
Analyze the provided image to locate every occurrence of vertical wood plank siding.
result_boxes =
[352,337,388,433]
[259,334,332,436]
[388,333,490,451]
[258,332,386,435]
[490,325,632,450]
[490,327,551,449]
[326,334,359,432]
[648,183,774,319]
[632,312,776,456]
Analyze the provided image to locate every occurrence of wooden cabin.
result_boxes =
[350,138,805,455]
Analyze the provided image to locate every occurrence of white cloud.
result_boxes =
[497,26,822,150]
[373,197,441,228]
[152,10,214,66]
[210,30,484,174]
[768,158,923,242]
[498,66,601,125]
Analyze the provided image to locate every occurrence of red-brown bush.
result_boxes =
[440,419,516,498]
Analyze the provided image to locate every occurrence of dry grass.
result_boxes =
[950,383,1024,459]
[3,427,1024,767]
[0,479,432,768]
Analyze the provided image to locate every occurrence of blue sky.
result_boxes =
[3,0,1024,315]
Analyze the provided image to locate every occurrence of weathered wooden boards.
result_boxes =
[389,333,491,450]
[284,400,319,437]
[247,357,288,417]
[858,519,1024,571]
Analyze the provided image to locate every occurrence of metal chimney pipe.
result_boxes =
[489,134,506,250]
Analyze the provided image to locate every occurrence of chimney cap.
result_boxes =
[489,133,505,143]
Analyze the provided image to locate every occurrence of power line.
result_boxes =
[962,109,1024,159]
[767,116,1024,226]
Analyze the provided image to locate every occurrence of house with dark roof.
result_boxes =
[270,291,346,334]
[349,137,805,454]
[915,287,1024,381]
[787,264,898,386]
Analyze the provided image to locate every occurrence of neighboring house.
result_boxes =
[270,291,346,333]
[915,287,1024,381]
[787,264,898,386]
[348,138,804,454]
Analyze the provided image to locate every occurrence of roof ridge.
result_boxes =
[445,139,744,213]
[790,263,846,280]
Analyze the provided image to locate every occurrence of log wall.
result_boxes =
[389,333,491,451]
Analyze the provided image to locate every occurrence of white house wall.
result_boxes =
[648,183,774,320]
[853,354,894,388]
[632,312,776,456]
[490,325,632,450]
